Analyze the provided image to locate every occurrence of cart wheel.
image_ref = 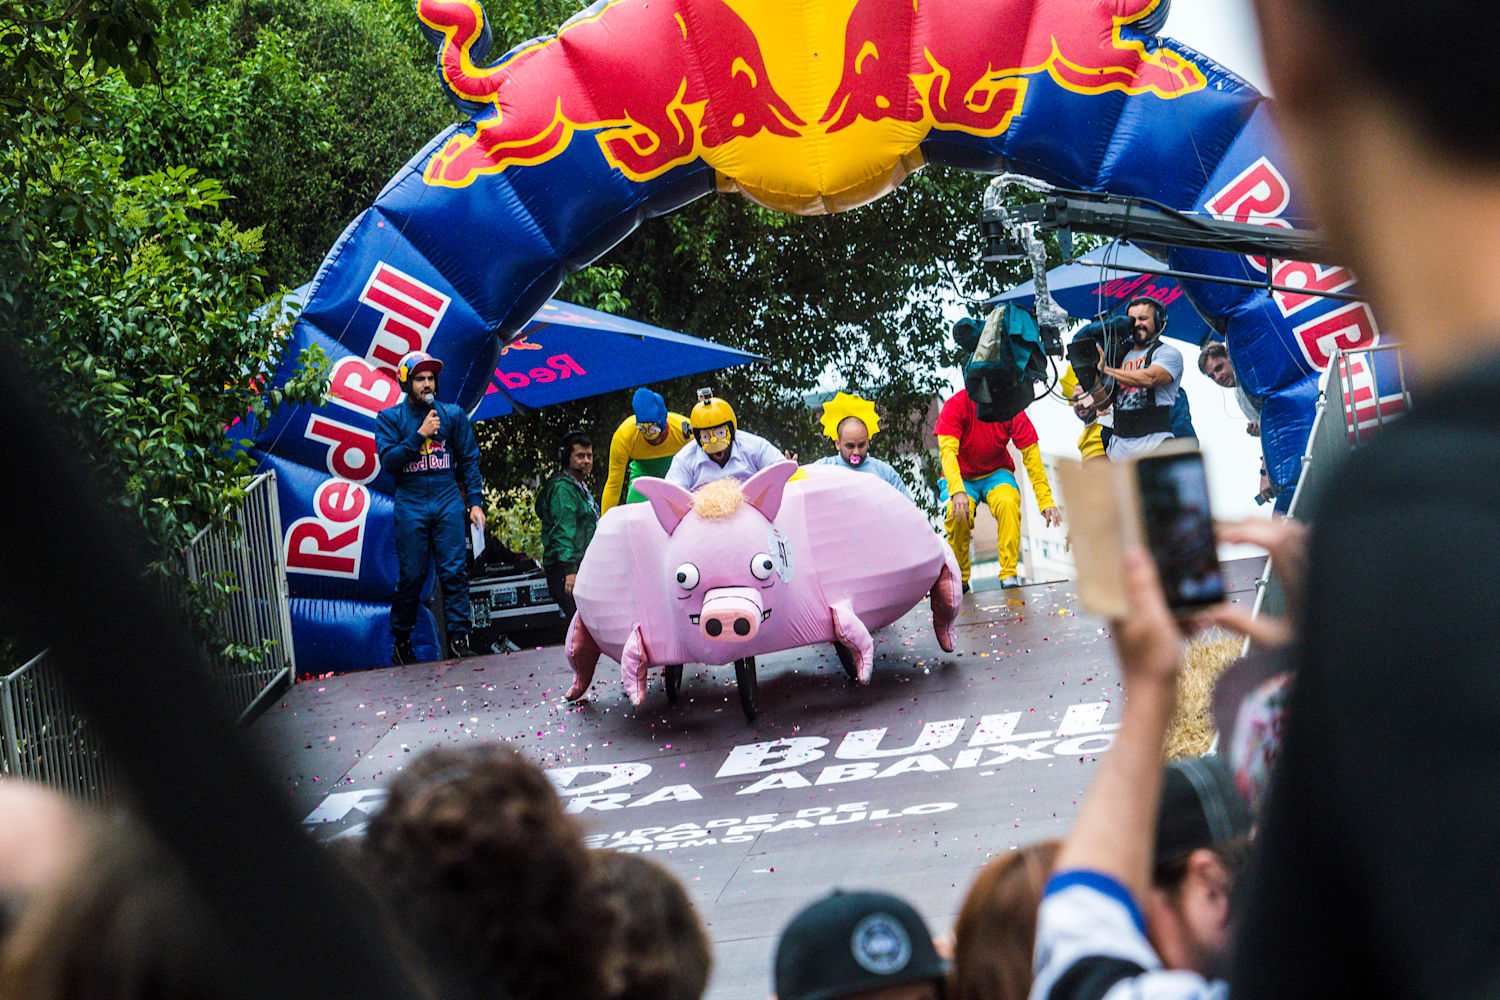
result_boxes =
[735,657,759,722]
[834,643,858,680]
[664,663,683,704]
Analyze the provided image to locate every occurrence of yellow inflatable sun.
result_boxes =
[820,392,881,441]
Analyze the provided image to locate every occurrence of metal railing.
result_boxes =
[2,471,295,801]
[1,648,117,805]
[184,470,297,723]
[1246,344,1411,637]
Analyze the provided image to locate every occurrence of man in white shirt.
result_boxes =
[664,388,789,491]
[1096,297,1183,461]
[1031,552,1236,1000]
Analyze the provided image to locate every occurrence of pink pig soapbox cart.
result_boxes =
[563,461,962,721]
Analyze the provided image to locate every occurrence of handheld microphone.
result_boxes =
[422,393,443,441]
[422,392,435,406]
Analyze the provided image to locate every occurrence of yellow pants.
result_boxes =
[944,482,1022,583]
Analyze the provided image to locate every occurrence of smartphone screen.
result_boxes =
[1135,450,1225,611]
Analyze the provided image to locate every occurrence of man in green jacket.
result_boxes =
[535,430,598,623]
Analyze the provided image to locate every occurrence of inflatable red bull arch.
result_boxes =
[249,0,1368,671]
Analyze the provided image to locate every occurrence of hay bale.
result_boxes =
[1165,631,1242,760]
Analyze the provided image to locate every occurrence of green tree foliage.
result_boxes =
[480,167,1028,514]
[0,2,329,662]
[95,0,459,290]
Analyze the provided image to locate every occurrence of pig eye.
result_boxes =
[750,553,775,581]
[674,563,699,590]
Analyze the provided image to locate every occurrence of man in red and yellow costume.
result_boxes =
[933,390,1061,592]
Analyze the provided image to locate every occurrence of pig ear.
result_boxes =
[632,477,695,535]
[742,460,798,521]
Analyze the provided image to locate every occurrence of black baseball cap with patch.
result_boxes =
[1154,755,1254,866]
[774,889,947,1000]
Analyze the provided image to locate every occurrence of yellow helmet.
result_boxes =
[690,388,736,455]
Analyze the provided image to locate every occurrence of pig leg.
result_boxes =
[929,546,962,653]
[564,614,601,701]
[830,598,875,684]
[619,625,653,708]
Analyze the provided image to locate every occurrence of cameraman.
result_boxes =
[1095,297,1184,461]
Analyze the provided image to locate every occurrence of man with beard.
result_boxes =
[1094,297,1184,461]
[375,350,485,663]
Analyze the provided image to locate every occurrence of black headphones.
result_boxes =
[558,430,589,466]
[1125,296,1168,334]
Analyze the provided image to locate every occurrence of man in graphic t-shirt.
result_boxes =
[1096,297,1183,461]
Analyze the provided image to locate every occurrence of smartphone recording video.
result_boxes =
[1135,450,1225,612]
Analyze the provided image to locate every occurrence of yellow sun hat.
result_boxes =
[819,392,880,441]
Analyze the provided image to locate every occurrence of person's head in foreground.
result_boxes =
[1251,0,1500,368]
[774,889,947,1000]
[1125,297,1165,346]
[397,350,443,405]
[951,839,1061,1000]
[690,388,737,465]
[0,817,243,1000]
[1069,386,1098,424]
[835,417,871,466]
[821,392,881,468]
[632,387,669,444]
[597,851,712,1000]
[559,430,594,479]
[361,742,622,1000]
[0,779,87,947]
[1146,756,1253,980]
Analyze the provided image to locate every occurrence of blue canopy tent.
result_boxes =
[986,242,1217,346]
[472,300,763,418]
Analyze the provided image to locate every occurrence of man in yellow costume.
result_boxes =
[600,388,693,513]
[934,389,1062,592]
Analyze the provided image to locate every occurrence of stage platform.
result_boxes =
[252,558,1263,1000]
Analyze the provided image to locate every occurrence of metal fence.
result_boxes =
[0,648,117,806]
[183,470,298,723]
[1,471,295,801]
[1247,344,1411,638]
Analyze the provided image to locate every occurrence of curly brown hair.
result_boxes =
[361,743,623,1000]
[596,851,712,1000]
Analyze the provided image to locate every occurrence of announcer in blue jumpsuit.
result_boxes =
[375,350,486,663]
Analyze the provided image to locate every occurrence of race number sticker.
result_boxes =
[767,525,794,583]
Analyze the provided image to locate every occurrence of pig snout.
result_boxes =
[694,587,766,642]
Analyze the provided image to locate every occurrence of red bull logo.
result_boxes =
[499,333,544,355]
[1204,156,1372,366]
[819,0,1202,135]
[1098,273,1183,306]
[420,0,803,187]
[358,262,450,373]
[493,352,587,390]
[417,0,1204,208]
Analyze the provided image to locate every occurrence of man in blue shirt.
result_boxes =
[813,392,912,499]
[374,350,485,663]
